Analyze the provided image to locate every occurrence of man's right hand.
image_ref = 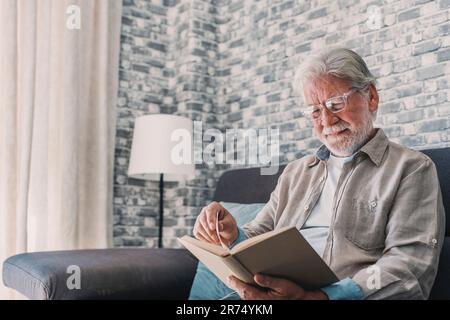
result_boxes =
[193,201,238,247]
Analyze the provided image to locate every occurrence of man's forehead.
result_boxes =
[303,77,348,103]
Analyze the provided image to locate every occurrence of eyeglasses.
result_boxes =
[302,88,359,120]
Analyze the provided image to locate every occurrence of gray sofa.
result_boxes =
[3,147,450,299]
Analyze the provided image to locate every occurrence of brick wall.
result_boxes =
[114,0,450,248]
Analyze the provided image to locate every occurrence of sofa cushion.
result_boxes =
[3,248,198,299]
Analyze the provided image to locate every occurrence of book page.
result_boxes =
[178,235,230,257]
[231,226,292,254]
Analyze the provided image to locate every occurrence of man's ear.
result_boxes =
[368,84,379,114]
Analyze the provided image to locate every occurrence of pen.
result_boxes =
[216,211,229,250]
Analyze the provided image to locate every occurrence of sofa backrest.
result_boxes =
[213,147,450,299]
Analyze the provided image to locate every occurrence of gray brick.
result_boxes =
[122,237,144,246]
[145,59,165,68]
[308,7,327,19]
[396,109,425,123]
[266,93,281,102]
[294,24,308,35]
[325,33,340,44]
[398,135,426,146]
[440,0,450,9]
[227,111,243,122]
[139,227,159,237]
[439,23,450,36]
[397,8,420,22]
[413,40,441,56]
[295,43,311,53]
[147,41,166,52]
[128,177,146,187]
[239,99,253,109]
[415,92,447,107]
[379,102,403,115]
[122,16,134,26]
[139,208,157,217]
[216,68,231,76]
[383,126,404,137]
[396,84,422,98]
[132,64,149,73]
[147,4,167,16]
[229,1,244,13]
[270,34,285,44]
[163,0,180,7]
[307,29,327,40]
[417,119,450,132]
[229,39,244,48]
[130,8,151,19]
[113,226,127,237]
[437,48,450,62]
[280,1,295,11]
[203,23,216,33]
[120,216,144,226]
[416,65,446,81]
[143,94,161,104]
[264,74,275,83]
[254,11,267,23]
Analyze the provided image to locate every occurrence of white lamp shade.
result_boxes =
[128,114,196,181]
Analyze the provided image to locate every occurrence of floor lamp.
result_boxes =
[127,114,195,248]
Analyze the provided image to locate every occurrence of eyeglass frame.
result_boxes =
[302,87,362,120]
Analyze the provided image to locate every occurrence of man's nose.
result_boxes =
[320,108,339,127]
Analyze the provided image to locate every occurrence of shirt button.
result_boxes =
[432,239,437,244]
[304,204,310,211]
[370,201,377,208]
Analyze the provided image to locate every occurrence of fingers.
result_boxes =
[199,215,220,244]
[254,274,285,290]
[253,274,305,299]
[194,202,239,246]
[227,275,244,289]
[204,211,221,245]
[194,204,223,244]
[227,276,269,300]
[205,208,216,231]
[193,209,212,243]
[194,229,210,243]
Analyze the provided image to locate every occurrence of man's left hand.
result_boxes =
[227,274,329,300]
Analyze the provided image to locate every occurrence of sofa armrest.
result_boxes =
[2,248,198,300]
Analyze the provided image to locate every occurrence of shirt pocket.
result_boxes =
[342,197,387,251]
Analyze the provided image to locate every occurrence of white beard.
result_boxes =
[321,111,374,156]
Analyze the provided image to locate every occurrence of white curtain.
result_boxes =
[0,0,123,299]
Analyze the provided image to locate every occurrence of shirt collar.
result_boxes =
[308,128,389,167]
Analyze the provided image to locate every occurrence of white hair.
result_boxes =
[294,47,378,119]
[295,47,376,95]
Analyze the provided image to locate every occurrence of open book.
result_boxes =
[178,226,339,290]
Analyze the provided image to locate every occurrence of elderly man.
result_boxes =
[193,48,445,300]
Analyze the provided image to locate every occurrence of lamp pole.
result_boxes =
[159,173,164,248]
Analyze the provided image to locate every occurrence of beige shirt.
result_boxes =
[242,128,445,299]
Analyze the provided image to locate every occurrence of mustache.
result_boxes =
[322,121,350,135]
